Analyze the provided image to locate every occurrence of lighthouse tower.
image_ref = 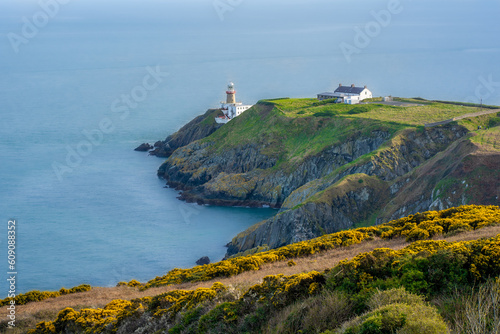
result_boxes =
[226,82,236,104]
[216,82,253,124]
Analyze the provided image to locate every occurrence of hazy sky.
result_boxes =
[1,0,499,103]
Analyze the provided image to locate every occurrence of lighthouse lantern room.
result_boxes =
[226,82,236,104]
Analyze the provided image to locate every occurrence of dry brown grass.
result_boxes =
[2,225,499,333]
[439,224,500,242]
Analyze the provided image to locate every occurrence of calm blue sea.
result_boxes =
[0,0,499,295]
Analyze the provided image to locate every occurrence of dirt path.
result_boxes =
[2,225,499,333]
[424,109,500,127]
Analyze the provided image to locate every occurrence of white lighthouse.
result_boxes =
[215,82,253,124]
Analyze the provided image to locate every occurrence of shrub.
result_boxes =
[68,284,91,293]
[338,303,449,334]
[127,279,142,287]
[169,307,204,334]
[400,269,429,295]
[245,271,325,308]
[405,227,430,242]
[348,106,371,114]
[150,282,227,320]
[367,287,424,310]
[264,290,353,334]
[313,111,337,117]
[327,235,500,299]
[380,205,499,241]
[0,284,91,307]
[27,300,140,334]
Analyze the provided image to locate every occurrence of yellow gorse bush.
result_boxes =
[0,284,92,307]
[329,234,500,296]
[144,229,371,289]
[27,299,138,334]
[143,205,499,289]
[150,282,226,319]
[28,225,500,334]
[243,271,325,307]
[381,205,499,241]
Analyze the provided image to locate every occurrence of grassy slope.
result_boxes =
[201,101,404,172]
[270,99,500,225]
[9,228,500,333]
[270,97,490,126]
[378,114,500,220]
[8,206,500,333]
[470,123,500,152]
[205,97,498,184]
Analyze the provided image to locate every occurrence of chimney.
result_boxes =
[364,85,367,88]
[339,83,342,87]
[351,84,355,87]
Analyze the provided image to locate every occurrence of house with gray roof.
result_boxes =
[317,84,372,104]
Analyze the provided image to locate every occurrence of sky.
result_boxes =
[1,0,499,103]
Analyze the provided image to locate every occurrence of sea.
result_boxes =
[0,0,499,296]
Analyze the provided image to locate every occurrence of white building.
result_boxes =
[317,84,372,104]
[215,82,253,124]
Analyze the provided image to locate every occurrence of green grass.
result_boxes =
[470,125,500,151]
[268,98,493,126]
[200,109,224,125]
[458,112,500,129]
[393,97,433,104]
[197,98,497,177]
[433,177,459,199]
[203,103,403,171]
[346,102,489,126]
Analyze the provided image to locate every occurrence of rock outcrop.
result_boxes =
[159,133,392,207]
[196,256,210,265]
[149,109,223,158]
[134,143,153,151]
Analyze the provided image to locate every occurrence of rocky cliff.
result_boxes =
[226,124,473,254]
[153,99,500,257]
[150,109,223,157]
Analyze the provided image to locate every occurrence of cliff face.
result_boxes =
[154,100,500,257]
[157,103,397,207]
[159,132,391,207]
[226,125,471,254]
